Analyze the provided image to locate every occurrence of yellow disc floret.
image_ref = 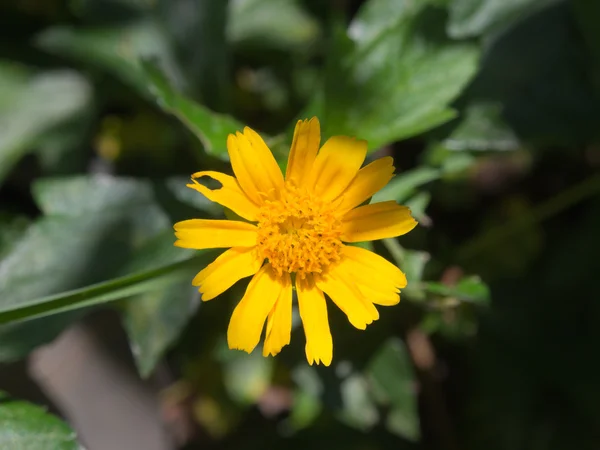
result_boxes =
[256,183,343,278]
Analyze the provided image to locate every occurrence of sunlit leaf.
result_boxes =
[158,0,230,108]
[120,231,204,378]
[444,102,520,152]
[383,238,430,300]
[404,192,432,222]
[447,0,555,38]
[0,66,91,185]
[217,341,274,405]
[141,61,244,159]
[0,392,81,450]
[425,276,491,304]
[36,20,185,95]
[287,390,322,431]
[372,167,441,204]
[33,175,168,234]
[0,253,200,325]
[228,0,320,52]
[0,176,173,332]
[122,280,199,377]
[366,338,420,441]
[321,2,479,150]
[338,373,379,430]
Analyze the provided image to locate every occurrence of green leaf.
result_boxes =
[321,2,479,150]
[440,151,477,175]
[0,392,81,450]
[0,66,91,185]
[403,191,432,222]
[0,252,201,325]
[366,338,420,441]
[424,275,491,304]
[0,176,170,311]
[34,115,93,176]
[447,0,555,38]
[347,0,416,47]
[157,0,231,109]
[372,167,441,204]
[444,102,520,151]
[120,231,204,378]
[217,341,274,405]
[0,214,30,260]
[382,239,430,300]
[0,176,171,326]
[0,213,80,364]
[287,390,322,431]
[228,0,320,52]
[33,175,167,226]
[338,373,380,430]
[140,61,244,159]
[122,280,199,378]
[0,175,211,372]
[0,215,137,312]
[423,142,478,178]
[402,250,430,288]
[36,23,251,159]
[288,365,323,431]
[36,20,185,96]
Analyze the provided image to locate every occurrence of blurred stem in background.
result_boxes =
[458,175,600,263]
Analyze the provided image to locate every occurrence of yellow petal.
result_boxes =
[358,283,400,306]
[174,219,257,249]
[306,136,367,201]
[316,268,379,330]
[263,273,293,357]
[341,201,417,242]
[242,126,285,193]
[339,245,406,306]
[227,264,283,353]
[285,117,320,186]
[187,171,259,221]
[335,156,395,214]
[297,275,333,366]
[227,128,283,204]
[342,245,407,289]
[192,247,263,301]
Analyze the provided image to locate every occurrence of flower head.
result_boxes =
[174,117,417,366]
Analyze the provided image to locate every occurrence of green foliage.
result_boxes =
[447,0,555,38]
[141,61,245,159]
[36,20,185,97]
[0,175,210,374]
[0,392,81,450]
[228,0,320,52]
[367,339,420,441]
[320,0,480,150]
[0,65,91,185]
[443,102,521,151]
[0,0,598,448]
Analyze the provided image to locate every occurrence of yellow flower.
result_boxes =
[174,117,417,366]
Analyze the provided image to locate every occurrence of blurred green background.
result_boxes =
[0,0,600,449]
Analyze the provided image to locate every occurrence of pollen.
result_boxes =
[256,183,343,278]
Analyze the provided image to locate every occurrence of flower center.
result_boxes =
[256,183,343,278]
